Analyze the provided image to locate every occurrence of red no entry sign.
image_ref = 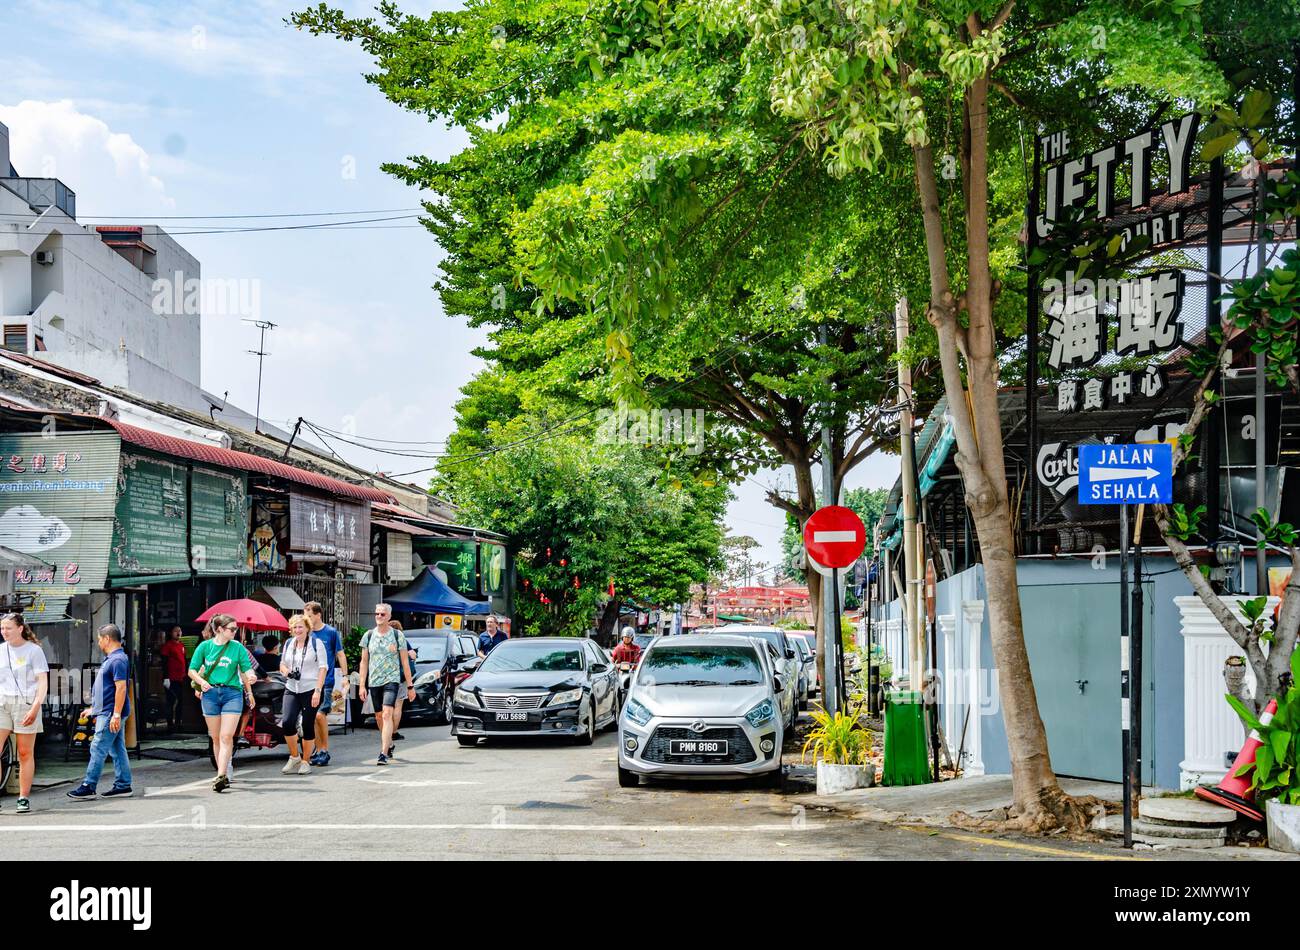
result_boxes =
[802,505,866,570]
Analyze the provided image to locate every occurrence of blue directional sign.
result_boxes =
[1077,442,1173,505]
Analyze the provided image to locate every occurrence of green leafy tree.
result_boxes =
[697,0,1229,832]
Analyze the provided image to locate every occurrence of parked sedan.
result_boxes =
[451,637,621,746]
[401,631,481,724]
[618,634,786,787]
[790,635,814,710]
[703,624,799,731]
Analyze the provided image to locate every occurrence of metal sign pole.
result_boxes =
[1131,518,1145,817]
[1119,503,1132,848]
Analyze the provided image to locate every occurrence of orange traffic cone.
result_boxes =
[1194,698,1277,822]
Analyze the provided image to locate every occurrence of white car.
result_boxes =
[618,634,787,787]
[703,624,800,731]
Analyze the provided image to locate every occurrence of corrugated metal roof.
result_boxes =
[100,418,393,504]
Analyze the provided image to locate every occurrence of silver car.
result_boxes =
[705,624,800,731]
[617,634,786,787]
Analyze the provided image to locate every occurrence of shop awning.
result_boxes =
[99,418,393,504]
[386,566,491,615]
[373,518,437,537]
[106,572,195,588]
[250,586,306,612]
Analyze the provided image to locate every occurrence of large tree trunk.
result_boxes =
[907,60,1093,831]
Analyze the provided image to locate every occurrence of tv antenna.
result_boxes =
[243,319,277,433]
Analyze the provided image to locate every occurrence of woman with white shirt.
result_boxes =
[279,614,327,775]
[0,613,49,814]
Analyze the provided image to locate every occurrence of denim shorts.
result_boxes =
[200,684,245,717]
[368,681,400,708]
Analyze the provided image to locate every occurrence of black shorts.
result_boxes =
[368,682,400,708]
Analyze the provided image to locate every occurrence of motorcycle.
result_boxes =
[206,672,288,768]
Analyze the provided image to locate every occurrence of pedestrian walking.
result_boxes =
[279,614,327,775]
[476,615,507,657]
[305,601,346,767]
[187,614,253,792]
[386,620,419,756]
[0,613,49,814]
[358,604,413,766]
[159,626,188,733]
[66,624,133,802]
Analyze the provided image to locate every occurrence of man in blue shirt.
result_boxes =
[477,615,508,656]
[67,624,133,801]
[305,601,347,766]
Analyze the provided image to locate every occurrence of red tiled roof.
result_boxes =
[101,418,393,503]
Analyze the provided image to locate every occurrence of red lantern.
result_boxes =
[560,558,567,567]
[573,576,580,589]
[523,579,530,588]
[546,547,552,558]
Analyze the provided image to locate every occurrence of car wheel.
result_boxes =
[755,766,784,790]
[574,701,595,746]
[618,765,640,788]
[456,735,478,747]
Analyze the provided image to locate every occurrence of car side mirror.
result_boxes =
[591,663,608,673]
[785,649,796,660]
[460,657,482,675]
[773,675,784,693]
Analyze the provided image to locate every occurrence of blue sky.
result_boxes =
[0,0,896,574]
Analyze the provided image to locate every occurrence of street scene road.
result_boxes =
[0,720,1271,862]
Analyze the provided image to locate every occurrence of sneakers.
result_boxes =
[282,757,302,774]
[213,774,230,793]
[66,784,98,801]
[387,745,396,758]
[376,752,389,766]
[309,751,330,766]
[392,731,404,741]
[15,797,30,813]
[102,785,133,798]
[297,760,311,775]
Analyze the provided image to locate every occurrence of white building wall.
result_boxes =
[0,191,201,402]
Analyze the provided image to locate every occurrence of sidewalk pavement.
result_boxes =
[799,774,1293,859]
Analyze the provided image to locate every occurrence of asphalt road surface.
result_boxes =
[0,722,1199,861]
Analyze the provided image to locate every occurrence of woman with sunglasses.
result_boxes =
[189,614,253,792]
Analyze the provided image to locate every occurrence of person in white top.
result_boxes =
[0,613,49,813]
[279,614,327,775]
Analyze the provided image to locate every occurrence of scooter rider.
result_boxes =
[610,627,642,666]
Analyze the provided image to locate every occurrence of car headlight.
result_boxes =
[624,698,653,727]
[550,687,584,706]
[415,671,440,687]
[453,687,479,708]
[745,699,775,727]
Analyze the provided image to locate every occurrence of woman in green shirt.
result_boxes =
[189,614,253,792]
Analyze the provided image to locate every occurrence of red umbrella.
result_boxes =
[195,598,290,632]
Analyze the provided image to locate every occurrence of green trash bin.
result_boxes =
[883,690,931,787]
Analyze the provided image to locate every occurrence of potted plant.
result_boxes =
[802,700,875,794]
[1226,648,1300,853]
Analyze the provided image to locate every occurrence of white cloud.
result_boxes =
[0,99,174,213]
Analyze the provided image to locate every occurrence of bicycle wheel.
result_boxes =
[0,735,14,792]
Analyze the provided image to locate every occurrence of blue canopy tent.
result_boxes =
[386,567,492,615]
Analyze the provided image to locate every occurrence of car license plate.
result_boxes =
[668,739,727,756]
[494,711,529,722]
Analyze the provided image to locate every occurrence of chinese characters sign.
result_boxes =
[111,454,189,576]
[0,432,121,620]
[190,467,249,576]
[1044,270,1186,370]
[288,491,369,565]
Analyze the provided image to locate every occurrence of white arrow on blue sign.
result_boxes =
[1076,443,1173,505]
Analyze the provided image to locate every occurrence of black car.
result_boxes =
[401,630,481,725]
[451,637,620,746]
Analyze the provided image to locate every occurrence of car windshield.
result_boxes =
[407,638,448,663]
[639,644,764,687]
[480,642,583,673]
